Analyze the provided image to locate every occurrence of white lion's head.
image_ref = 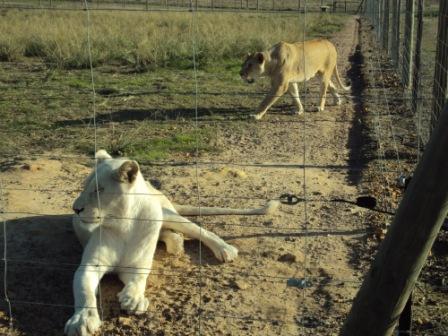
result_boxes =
[72,150,143,227]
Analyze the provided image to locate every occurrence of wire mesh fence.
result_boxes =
[365,0,446,147]
[0,0,363,13]
[0,0,447,335]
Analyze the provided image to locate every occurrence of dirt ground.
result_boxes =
[0,15,446,336]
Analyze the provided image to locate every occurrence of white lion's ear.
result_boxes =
[95,150,112,163]
[115,160,139,184]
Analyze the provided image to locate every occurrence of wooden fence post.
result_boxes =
[402,0,415,88]
[391,0,401,66]
[382,0,390,51]
[411,0,424,116]
[431,0,448,129]
[340,102,448,336]
[377,0,382,39]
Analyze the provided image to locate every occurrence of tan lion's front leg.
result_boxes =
[253,82,288,120]
[288,82,304,115]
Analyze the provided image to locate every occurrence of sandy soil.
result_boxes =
[0,16,423,336]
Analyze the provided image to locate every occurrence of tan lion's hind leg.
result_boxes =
[253,82,288,120]
[317,73,331,112]
[288,83,304,115]
[328,80,342,106]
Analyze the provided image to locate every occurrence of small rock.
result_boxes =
[21,163,41,172]
[230,279,250,290]
[278,252,305,263]
[118,316,133,326]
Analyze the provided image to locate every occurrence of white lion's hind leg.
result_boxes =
[163,213,238,262]
[159,229,184,255]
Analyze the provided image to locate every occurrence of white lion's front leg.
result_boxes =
[163,211,238,262]
[64,265,108,336]
[117,226,161,315]
[117,273,150,315]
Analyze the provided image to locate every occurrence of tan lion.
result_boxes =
[64,150,279,336]
[240,39,351,120]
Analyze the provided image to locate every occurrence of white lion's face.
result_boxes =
[239,52,266,84]
[72,152,141,227]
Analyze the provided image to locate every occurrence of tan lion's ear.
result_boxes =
[115,160,139,183]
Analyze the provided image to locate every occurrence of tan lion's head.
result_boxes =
[239,52,266,84]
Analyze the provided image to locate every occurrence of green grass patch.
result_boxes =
[0,9,348,70]
[78,127,219,161]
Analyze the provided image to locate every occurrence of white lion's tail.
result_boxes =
[174,200,280,216]
[334,64,351,91]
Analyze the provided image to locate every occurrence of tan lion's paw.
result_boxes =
[64,308,101,336]
[250,114,263,121]
[117,284,149,315]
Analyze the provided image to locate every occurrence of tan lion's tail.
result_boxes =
[334,64,351,91]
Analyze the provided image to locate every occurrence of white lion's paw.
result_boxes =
[213,243,238,263]
[294,108,304,115]
[117,284,149,315]
[64,308,101,336]
[317,106,324,112]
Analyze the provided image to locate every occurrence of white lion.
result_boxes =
[64,150,279,336]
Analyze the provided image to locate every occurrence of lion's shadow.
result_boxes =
[0,214,220,335]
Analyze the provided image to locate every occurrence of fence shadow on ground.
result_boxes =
[345,22,375,186]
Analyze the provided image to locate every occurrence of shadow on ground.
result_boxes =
[0,214,223,335]
[345,19,375,186]
[54,107,253,127]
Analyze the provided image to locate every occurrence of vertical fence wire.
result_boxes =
[82,0,105,326]
[301,3,310,334]
[189,2,204,333]
[1,180,13,335]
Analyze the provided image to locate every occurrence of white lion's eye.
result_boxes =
[92,186,104,193]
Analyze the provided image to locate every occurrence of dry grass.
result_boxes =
[0,9,345,69]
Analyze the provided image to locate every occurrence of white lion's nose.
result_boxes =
[73,207,84,215]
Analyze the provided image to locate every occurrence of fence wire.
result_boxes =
[1,1,447,335]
